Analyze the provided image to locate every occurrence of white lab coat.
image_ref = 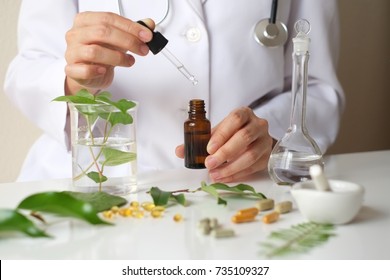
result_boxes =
[4,0,344,181]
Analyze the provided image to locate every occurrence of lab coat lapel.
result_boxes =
[186,0,205,21]
[78,0,119,13]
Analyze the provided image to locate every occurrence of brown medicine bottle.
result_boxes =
[184,99,211,169]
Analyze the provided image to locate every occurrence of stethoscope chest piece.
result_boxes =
[254,18,288,47]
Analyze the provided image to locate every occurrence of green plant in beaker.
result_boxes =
[54,89,137,195]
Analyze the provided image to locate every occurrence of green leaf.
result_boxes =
[63,191,127,212]
[0,209,49,238]
[52,89,96,104]
[102,147,136,166]
[95,93,136,114]
[149,187,187,206]
[17,192,110,225]
[95,91,112,100]
[87,171,108,183]
[201,181,266,205]
[201,183,227,205]
[99,111,133,126]
[260,222,336,258]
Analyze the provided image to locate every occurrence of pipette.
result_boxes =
[137,21,198,86]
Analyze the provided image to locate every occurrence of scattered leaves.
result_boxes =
[147,181,266,207]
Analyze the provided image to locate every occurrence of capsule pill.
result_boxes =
[103,210,113,219]
[211,228,235,238]
[132,210,144,218]
[209,218,219,229]
[275,201,293,214]
[173,214,183,222]
[231,212,256,223]
[130,201,140,208]
[256,199,274,211]
[153,206,166,212]
[262,211,280,224]
[236,207,259,216]
[151,209,163,218]
[141,202,156,211]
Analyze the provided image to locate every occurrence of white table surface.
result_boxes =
[0,150,389,260]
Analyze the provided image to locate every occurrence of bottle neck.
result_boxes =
[289,51,309,132]
[188,99,207,119]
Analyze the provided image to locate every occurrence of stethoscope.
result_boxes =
[118,0,287,48]
[254,0,288,47]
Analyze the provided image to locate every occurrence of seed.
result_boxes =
[275,201,293,214]
[262,211,280,224]
[256,199,275,211]
[173,214,183,222]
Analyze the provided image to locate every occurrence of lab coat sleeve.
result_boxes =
[4,0,79,149]
[253,0,345,153]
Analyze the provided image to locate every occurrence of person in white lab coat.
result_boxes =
[4,0,344,183]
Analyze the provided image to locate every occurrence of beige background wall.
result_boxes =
[1,0,389,182]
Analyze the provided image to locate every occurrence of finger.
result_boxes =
[73,12,154,42]
[205,113,262,170]
[207,107,252,155]
[66,25,150,56]
[66,44,136,67]
[65,63,107,80]
[208,137,272,182]
[175,145,185,159]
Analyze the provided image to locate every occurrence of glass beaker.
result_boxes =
[268,19,324,185]
[69,102,137,195]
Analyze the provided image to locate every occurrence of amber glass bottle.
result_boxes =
[184,99,211,169]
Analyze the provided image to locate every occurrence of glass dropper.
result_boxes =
[137,21,198,86]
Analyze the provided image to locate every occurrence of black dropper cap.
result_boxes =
[137,20,168,55]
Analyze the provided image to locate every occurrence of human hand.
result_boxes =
[176,107,274,182]
[64,12,154,94]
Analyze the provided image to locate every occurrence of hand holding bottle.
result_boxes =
[176,107,273,182]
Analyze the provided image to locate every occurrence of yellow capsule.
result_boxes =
[151,209,163,218]
[236,207,259,216]
[102,210,113,219]
[142,202,156,212]
[130,201,140,208]
[262,211,280,224]
[132,210,144,219]
[123,208,133,217]
[110,206,120,214]
[231,212,256,223]
[173,214,183,222]
[153,206,166,212]
[118,208,127,216]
